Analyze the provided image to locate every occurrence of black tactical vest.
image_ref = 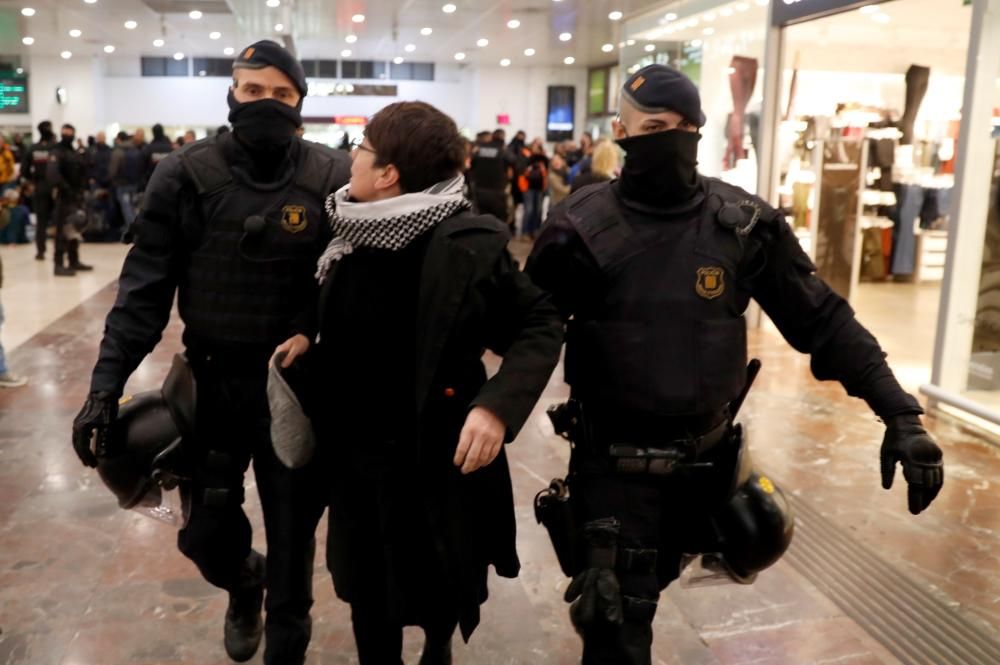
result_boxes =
[176,136,339,348]
[564,179,767,417]
[28,142,53,187]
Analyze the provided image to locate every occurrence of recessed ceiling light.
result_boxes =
[189,10,202,19]
[500,58,511,67]
[872,12,891,23]
[341,49,352,57]
[665,12,678,21]
[352,14,365,23]
[21,8,35,17]
[644,44,655,52]
[274,23,284,31]
[477,38,489,47]
[209,31,221,39]
[523,47,535,56]
[559,32,572,42]
[601,43,614,53]
[124,20,137,29]
[266,0,280,6]
[103,44,115,53]
[393,56,404,64]
[507,19,520,29]
[153,38,165,47]
[345,34,357,43]
[61,50,72,59]
[224,46,235,55]
[454,51,466,60]
[626,39,636,46]
[442,3,457,13]
[691,39,703,47]
[720,7,733,17]
[69,29,82,38]
[860,5,880,13]
[608,10,623,21]
[404,43,416,52]
[703,27,715,35]
[15,67,23,74]
[420,27,433,36]
[564,56,575,65]
[21,36,34,45]
[173,52,185,60]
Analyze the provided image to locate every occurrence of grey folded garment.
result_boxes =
[267,352,316,469]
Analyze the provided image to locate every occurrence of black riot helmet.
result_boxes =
[97,354,196,527]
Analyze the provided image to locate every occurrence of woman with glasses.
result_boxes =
[311,101,563,664]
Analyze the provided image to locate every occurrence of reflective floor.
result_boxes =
[0,241,997,665]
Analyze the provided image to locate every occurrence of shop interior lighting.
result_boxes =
[477,38,489,47]
[872,12,891,23]
[210,31,221,39]
[21,36,34,45]
[626,38,636,46]
[153,38,165,47]
[564,56,575,64]
[345,34,358,43]
[103,44,115,53]
[124,20,138,29]
[609,10,623,21]
[69,29,82,37]
[173,52,184,60]
[500,58,511,66]
[664,12,677,21]
[524,47,535,56]
[352,14,365,23]
[442,3,457,13]
[405,43,416,52]
[507,19,520,29]
[420,27,433,35]
[189,10,202,19]
[15,67,23,74]
[393,56,404,64]
[341,49,352,57]
[61,50,72,59]
[559,32,572,41]
[703,27,715,35]
[274,23,284,31]
[454,52,466,60]
[21,8,35,17]
[266,0,280,7]
[601,43,614,52]
[85,0,98,4]
[224,46,235,55]
[644,44,655,52]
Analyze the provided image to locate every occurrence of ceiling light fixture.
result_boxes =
[420,27,433,35]
[61,50,72,59]
[500,58,511,66]
[507,19,520,29]
[274,23,284,31]
[103,44,115,53]
[442,3,457,13]
[559,32,572,41]
[563,56,575,65]
[454,52,466,60]
[341,49,352,57]
[267,0,281,7]
[691,38,703,47]
[173,52,185,60]
[15,67,23,74]
[872,12,891,23]
[209,31,221,39]
[608,10,623,21]
[625,38,636,46]
[405,43,416,52]
[352,14,365,23]
[704,12,716,21]
[189,10,202,19]
[69,29,82,37]
[124,20,137,29]
[665,12,677,21]
[224,46,235,55]
[21,36,34,45]
[644,43,655,52]
[345,34,357,43]
[523,47,535,56]
[859,5,880,13]
[755,0,769,5]
[703,27,715,35]
[477,38,489,47]
[720,7,733,17]
[153,38,165,47]
[21,8,35,17]
[735,2,750,10]
[601,43,614,52]
[393,56,404,64]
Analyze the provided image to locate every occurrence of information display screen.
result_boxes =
[0,77,28,113]
[546,85,575,142]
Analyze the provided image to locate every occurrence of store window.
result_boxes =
[141,56,189,77]
[192,58,231,77]
[341,60,387,80]
[389,62,435,81]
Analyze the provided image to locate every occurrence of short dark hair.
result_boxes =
[62,123,75,132]
[365,101,466,193]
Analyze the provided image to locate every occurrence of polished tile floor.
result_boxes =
[0,241,997,665]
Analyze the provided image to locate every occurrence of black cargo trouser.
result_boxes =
[178,353,327,665]
[33,187,53,257]
[53,191,84,265]
[568,433,739,665]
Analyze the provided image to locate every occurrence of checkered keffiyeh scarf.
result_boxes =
[316,174,471,284]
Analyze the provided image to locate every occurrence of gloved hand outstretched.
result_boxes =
[880,414,944,515]
[564,517,624,632]
[72,391,119,467]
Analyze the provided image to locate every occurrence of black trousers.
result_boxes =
[569,435,739,665]
[473,187,508,224]
[177,354,326,665]
[33,188,53,257]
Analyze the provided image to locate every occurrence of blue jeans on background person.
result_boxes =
[0,300,8,376]
[116,184,138,238]
[523,189,544,237]
[0,205,31,244]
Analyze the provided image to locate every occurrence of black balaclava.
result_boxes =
[616,129,702,208]
[227,89,303,149]
[38,121,54,142]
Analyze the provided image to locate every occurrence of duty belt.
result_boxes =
[607,418,730,475]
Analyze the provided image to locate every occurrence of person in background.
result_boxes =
[109,131,144,241]
[184,129,198,145]
[10,133,25,164]
[0,187,31,245]
[548,152,571,207]
[47,123,92,276]
[22,121,57,261]
[142,124,174,191]
[0,136,16,191]
[469,130,511,224]
[86,131,114,237]
[519,138,549,239]
[0,251,28,388]
[507,130,528,220]
[568,133,595,183]
[570,139,620,193]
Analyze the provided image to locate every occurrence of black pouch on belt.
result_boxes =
[534,478,577,577]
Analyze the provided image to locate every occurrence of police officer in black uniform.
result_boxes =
[141,123,174,192]
[71,41,351,665]
[526,65,945,665]
[21,120,56,261]
[47,123,92,276]
[469,131,510,222]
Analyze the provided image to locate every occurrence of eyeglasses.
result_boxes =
[350,135,375,154]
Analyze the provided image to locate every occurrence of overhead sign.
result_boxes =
[0,77,28,114]
[496,113,510,125]
[771,0,890,26]
[334,115,367,125]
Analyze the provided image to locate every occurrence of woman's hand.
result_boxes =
[271,334,310,369]
[454,407,506,475]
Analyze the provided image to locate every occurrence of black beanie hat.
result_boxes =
[232,40,308,97]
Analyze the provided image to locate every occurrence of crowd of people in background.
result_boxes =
[464,128,621,240]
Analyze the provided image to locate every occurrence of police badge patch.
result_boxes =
[281,205,307,233]
[696,267,725,300]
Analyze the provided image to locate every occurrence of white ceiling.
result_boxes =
[0,0,684,67]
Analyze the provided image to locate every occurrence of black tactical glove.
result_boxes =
[880,414,944,515]
[72,391,119,467]
[564,518,624,632]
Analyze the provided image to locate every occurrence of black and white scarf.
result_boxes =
[316,174,471,284]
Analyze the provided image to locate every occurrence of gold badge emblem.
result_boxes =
[695,267,725,300]
[281,205,307,233]
[758,476,776,495]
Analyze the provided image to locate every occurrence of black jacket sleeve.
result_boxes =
[45,151,66,191]
[471,249,565,441]
[748,214,922,418]
[89,155,189,395]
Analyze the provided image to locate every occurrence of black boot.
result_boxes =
[224,550,266,662]
[419,627,454,665]
[68,240,93,271]
[54,255,75,277]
